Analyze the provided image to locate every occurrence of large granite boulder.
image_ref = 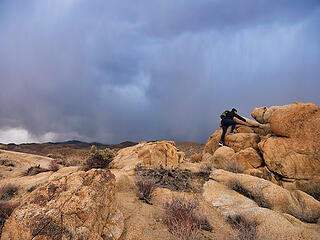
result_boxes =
[208,145,264,176]
[211,146,236,169]
[1,169,124,240]
[234,147,263,169]
[110,141,183,172]
[203,129,260,156]
[257,102,320,180]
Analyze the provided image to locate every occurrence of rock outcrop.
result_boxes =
[203,102,320,189]
[203,169,320,239]
[1,169,124,240]
[258,102,320,181]
[110,141,183,172]
[203,129,260,155]
[234,147,263,169]
[209,169,320,223]
[0,150,55,179]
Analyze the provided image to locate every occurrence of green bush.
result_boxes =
[86,145,114,169]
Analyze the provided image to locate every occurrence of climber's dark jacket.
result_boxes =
[224,111,246,122]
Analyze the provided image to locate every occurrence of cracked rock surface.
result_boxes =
[1,169,124,240]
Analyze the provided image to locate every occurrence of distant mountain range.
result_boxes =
[0,140,138,156]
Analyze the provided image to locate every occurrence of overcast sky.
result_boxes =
[0,0,319,144]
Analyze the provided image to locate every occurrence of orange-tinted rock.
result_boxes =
[110,141,181,171]
[1,169,123,240]
[234,147,263,168]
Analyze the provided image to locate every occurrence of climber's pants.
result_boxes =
[220,119,237,143]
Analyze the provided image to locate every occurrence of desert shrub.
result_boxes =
[199,163,212,174]
[60,155,83,167]
[24,165,49,176]
[0,184,18,201]
[134,175,158,204]
[251,184,270,208]
[0,160,14,167]
[228,179,254,200]
[225,159,244,173]
[27,185,38,193]
[227,215,259,240]
[86,145,114,169]
[189,153,202,163]
[164,197,211,240]
[0,201,19,236]
[193,163,212,183]
[135,165,211,193]
[228,179,270,208]
[135,165,193,192]
[48,159,59,172]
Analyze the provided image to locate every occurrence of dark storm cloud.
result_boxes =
[138,0,320,37]
[0,0,319,143]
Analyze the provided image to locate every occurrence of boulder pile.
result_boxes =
[203,102,320,190]
[110,141,185,172]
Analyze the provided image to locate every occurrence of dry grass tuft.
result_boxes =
[164,197,211,240]
[0,159,15,167]
[199,163,212,174]
[135,165,210,192]
[59,155,83,167]
[27,185,38,193]
[0,184,19,201]
[48,159,59,172]
[228,179,254,200]
[227,214,259,240]
[134,175,158,204]
[189,153,202,163]
[24,165,49,176]
[228,179,270,208]
[225,159,245,173]
[251,184,270,209]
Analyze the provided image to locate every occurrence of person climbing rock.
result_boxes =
[219,108,247,146]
